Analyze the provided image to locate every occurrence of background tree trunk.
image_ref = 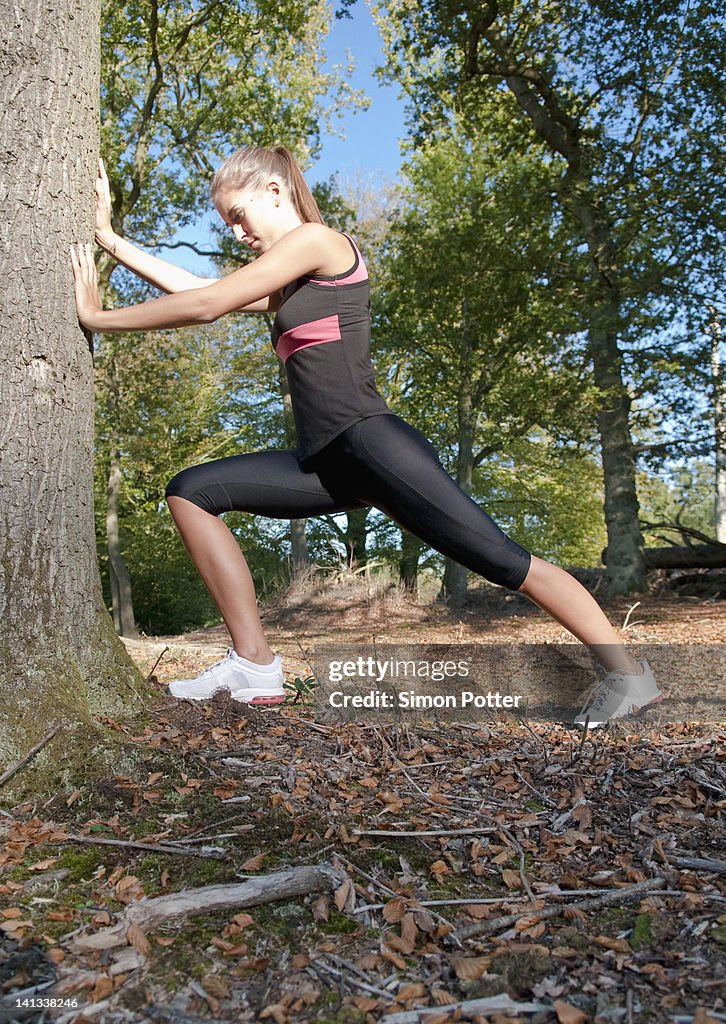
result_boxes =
[441,309,477,605]
[710,311,726,543]
[106,450,139,638]
[345,507,368,568]
[277,357,309,579]
[399,529,423,590]
[0,0,144,768]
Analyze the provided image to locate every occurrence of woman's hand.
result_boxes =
[70,243,104,331]
[95,157,115,248]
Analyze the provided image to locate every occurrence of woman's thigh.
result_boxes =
[335,415,531,590]
[166,449,365,519]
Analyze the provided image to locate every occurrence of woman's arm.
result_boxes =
[71,223,328,333]
[94,157,278,313]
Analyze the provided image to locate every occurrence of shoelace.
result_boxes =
[197,651,235,678]
[577,675,614,714]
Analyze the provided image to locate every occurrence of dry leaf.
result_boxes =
[240,852,267,871]
[312,895,329,922]
[553,1000,588,1023]
[383,898,406,923]
[126,923,151,957]
[334,878,353,912]
[90,974,114,1003]
[501,868,522,889]
[202,974,230,999]
[593,935,631,953]
[451,956,491,980]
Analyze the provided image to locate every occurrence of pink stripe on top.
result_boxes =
[276,314,342,364]
[309,234,369,286]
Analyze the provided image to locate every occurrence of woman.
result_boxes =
[71,145,663,728]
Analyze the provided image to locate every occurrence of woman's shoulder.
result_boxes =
[290,223,360,278]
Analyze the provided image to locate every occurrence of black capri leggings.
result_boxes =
[165,413,532,591]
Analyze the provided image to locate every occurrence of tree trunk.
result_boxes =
[345,507,368,568]
[276,361,309,578]
[106,450,139,638]
[470,57,647,595]
[567,192,646,596]
[399,529,423,590]
[440,307,476,605]
[711,311,726,542]
[643,545,726,570]
[0,0,144,769]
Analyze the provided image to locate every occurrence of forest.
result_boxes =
[0,1,724,1023]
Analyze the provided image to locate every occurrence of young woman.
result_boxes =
[71,146,663,728]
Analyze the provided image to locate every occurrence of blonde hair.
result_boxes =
[211,145,324,224]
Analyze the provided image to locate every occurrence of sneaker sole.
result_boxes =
[574,693,664,729]
[231,690,286,706]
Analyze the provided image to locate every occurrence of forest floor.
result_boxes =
[1,573,725,1024]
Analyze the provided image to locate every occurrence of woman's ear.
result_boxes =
[266,179,282,206]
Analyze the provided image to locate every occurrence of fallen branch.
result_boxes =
[352,827,499,838]
[52,835,226,859]
[0,726,61,787]
[70,862,345,952]
[669,854,726,875]
[378,993,550,1022]
[453,876,665,941]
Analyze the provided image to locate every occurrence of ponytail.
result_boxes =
[211,145,324,225]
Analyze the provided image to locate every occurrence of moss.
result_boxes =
[55,847,102,883]
[314,1008,371,1024]
[631,913,653,950]
[320,909,360,935]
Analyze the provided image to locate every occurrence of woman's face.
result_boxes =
[214,182,282,254]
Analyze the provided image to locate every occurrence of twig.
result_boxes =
[379,993,549,1023]
[335,852,462,946]
[282,712,336,734]
[313,955,394,1001]
[622,602,642,630]
[352,827,499,838]
[49,834,227,859]
[0,726,61,787]
[453,875,665,941]
[147,645,170,679]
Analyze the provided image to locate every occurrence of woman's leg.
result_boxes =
[166,450,363,661]
[338,417,641,674]
[517,555,640,673]
[166,496,273,662]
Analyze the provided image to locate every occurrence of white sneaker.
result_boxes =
[168,650,285,705]
[574,659,663,729]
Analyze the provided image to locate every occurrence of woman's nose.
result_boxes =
[232,224,245,241]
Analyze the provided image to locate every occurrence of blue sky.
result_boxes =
[309,3,407,185]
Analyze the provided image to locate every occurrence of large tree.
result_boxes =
[377,0,724,594]
[96,0,362,627]
[0,0,144,769]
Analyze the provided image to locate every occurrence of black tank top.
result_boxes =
[270,233,392,462]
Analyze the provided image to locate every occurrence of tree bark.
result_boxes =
[106,450,139,638]
[710,311,726,542]
[399,529,423,590]
[276,361,309,578]
[0,0,144,767]
[441,307,477,605]
[345,507,368,568]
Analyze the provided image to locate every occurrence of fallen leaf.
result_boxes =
[553,999,588,1023]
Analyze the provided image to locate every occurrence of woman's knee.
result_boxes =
[165,466,223,516]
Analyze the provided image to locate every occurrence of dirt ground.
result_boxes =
[1,576,724,1024]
